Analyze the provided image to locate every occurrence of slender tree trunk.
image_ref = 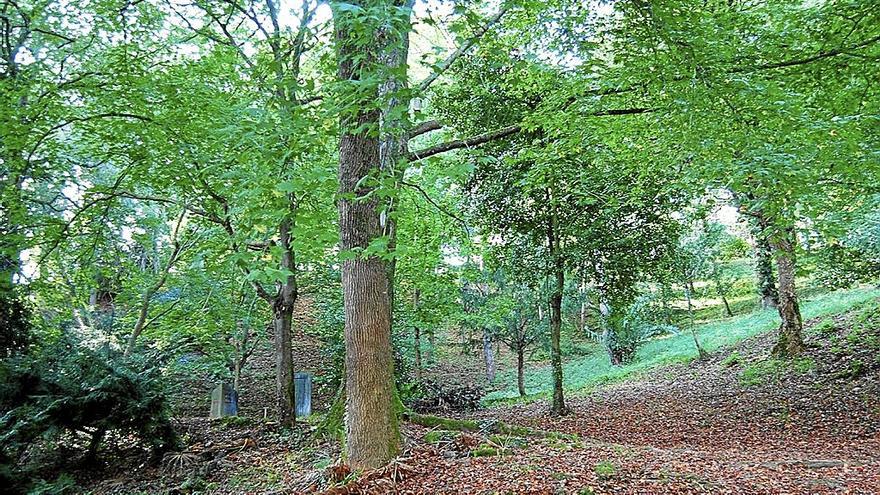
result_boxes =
[335,2,399,468]
[548,214,567,416]
[684,284,708,359]
[414,325,422,382]
[272,211,299,427]
[273,302,295,426]
[661,284,673,324]
[754,223,779,309]
[482,329,495,383]
[413,288,421,381]
[233,360,242,394]
[0,227,19,293]
[85,428,106,464]
[720,291,733,317]
[771,229,804,356]
[516,349,526,397]
[426,330,435,363]
[377,0,415,318]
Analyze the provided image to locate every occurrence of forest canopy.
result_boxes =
[1,0,879,493]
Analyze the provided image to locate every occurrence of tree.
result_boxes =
[332,0,402,469]
[490,285,544,398]
[331,0,513,466]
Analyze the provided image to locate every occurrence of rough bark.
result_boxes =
[275,215,299,426]
[335,2,399,468]
[482,329,495,383]
[771,229,805,356]
[273,303,295,426]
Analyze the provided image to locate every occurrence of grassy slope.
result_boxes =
[484,286,880,404]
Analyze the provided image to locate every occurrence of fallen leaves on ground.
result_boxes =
[350,310,880,494]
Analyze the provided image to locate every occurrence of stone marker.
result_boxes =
[294,373,312,417]
[210,383,238,419]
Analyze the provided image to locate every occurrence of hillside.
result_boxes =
[78,292,880,494]
[355,297,880,494]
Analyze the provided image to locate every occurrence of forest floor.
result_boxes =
[352,302,880,494]
[82,298,880,495]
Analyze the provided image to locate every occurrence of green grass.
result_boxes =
[593,461,617,479]
[484,287,880,405]
[739,357,815,386]
[720,351,741,367]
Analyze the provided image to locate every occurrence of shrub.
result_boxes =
[0,338,177,492]
[739,359,785,386]
[603,296,678,366]
[740,357,815,386]
[471,445,498,457]
[810,243,879,290]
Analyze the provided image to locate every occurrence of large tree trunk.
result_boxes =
[771,229,804,356]
[548,214,567,416]
[482,329,495,383]
[340,259,396,469]
[335,2,399,468]
[516,349,526,397]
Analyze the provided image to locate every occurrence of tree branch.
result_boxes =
[408,124,521,161]
[401,180,469,234]
[417,5,510,93]
[744,33,880,72]
[408,108,652,161]
[27,112,153,164]
[408,119,442,139]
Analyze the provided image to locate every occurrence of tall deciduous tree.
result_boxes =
[333,0,400,469]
